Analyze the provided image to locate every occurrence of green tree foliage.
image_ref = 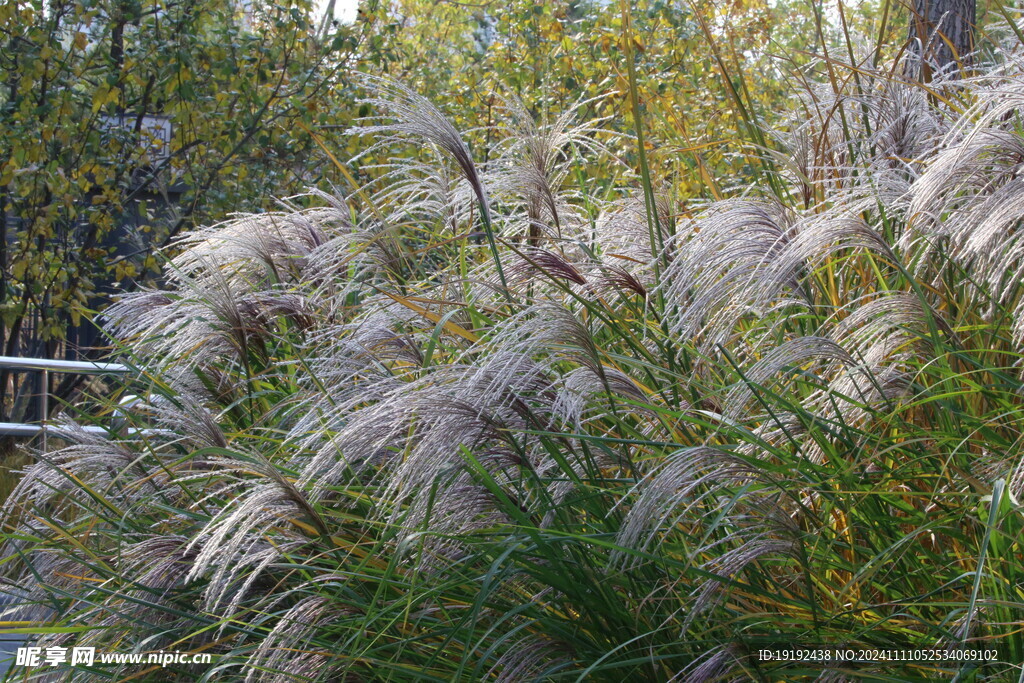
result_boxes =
[353,0,964,202]
[354,0,834,195]
[0,0,368,422]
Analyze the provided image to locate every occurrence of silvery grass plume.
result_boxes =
[289,326,619,546]
[659,199,804,357]
[614,446,765,560]
[348,75,513,295]
[721,336,856,424]
[486,636,572,683]
[771,61,953,239]
[593,194,674,280]
[102,198,387,377]
[905,65,1024,344]
[776,65,950,191]
[244,593,348,683]
[349,76,487,207]
[504,246,591,302]
[485,95,618,247]
[360,150,476,235]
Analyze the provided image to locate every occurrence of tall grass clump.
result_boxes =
[5,35,1024,683]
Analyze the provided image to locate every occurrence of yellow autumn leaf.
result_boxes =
[91,84,119,113]
[380,291,479,343]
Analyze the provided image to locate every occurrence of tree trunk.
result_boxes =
[907,0,976,79]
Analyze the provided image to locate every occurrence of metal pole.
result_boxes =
[0,357,133,444]
[40,369,48,451]
[0,356,129,373]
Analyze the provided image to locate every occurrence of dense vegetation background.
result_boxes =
[3,0,1024,680]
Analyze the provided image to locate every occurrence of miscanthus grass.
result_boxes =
[5,45,1024,683]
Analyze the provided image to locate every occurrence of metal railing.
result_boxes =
[0,356,131,448]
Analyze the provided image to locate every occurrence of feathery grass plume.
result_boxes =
[552,364,649,428]
[862,79,948,178]
[244,593,351,683]
[775,211,894,275]
[486,95,616,246]
[350,75,511,295]
[722,336,855,422]
[293,348,561,525]
[184,480,311,612]
[486,636,572,682]
[614,446,764,560]
[362,150,475,234]
[688,530,800,628]
[771,61,952,249]
[675,644,745,683]
[659,199,804,354]
[784,293,934,437]
[506,246,588,293]
[3,420,155,518]
[171,209,329,285]
[104,218,323,372]
[826,291,940,352]
[593,194,674,280]
[294,190,409,309]
[905,84,1024,343]
[594,261,648,301]
[771,76,855,197]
